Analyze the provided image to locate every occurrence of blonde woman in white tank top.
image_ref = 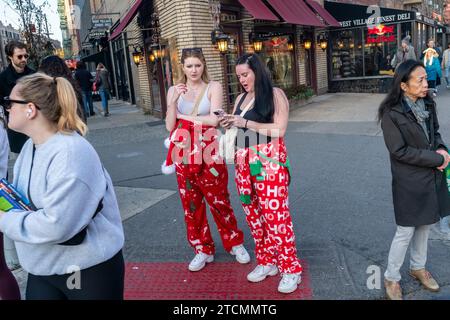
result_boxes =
[165,48,250,272]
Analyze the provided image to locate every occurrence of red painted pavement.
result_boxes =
[124,261,312,300]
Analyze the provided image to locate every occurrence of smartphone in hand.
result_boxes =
[213,109,225,117]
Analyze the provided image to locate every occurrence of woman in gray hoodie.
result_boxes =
[0,73,125,300]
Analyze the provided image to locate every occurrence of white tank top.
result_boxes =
[177,84,211,116]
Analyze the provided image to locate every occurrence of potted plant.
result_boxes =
[285,85,315,110]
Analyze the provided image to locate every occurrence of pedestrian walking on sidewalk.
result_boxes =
[0,73,125,300]
[441,43,450,89]
[423,48,442,97]
[378,59,450,300]
[95,63,111,117]
[74,61,95,118]
[219,53,303,294]
[38,55,86,124]
[165,48,250,272]
[391,35,416,70]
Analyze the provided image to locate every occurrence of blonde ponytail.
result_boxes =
[17,73,87,136]
[54,77,87,135]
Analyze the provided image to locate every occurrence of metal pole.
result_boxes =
[109,33,119,99]
[122,34,133,103]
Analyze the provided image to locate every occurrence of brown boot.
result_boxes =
[384,279,403,300]
[409,269,440,292]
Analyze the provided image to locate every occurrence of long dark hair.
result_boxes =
[377,59,427,122]
[39,55,86,123]
[236,53,274,121]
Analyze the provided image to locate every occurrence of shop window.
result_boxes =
[330,29,363,78]
[364,24,397,76]
[258,35,295,89]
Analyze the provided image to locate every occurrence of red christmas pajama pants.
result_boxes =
[175,162,244,255]
[235,139,303,274]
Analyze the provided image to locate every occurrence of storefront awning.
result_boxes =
[266,0,325,27]
[109,0,143,41]
[324,1,415,28]
[238,0,279,21]
[304,0,340,27]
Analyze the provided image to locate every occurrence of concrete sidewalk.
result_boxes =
[87,98,162,130]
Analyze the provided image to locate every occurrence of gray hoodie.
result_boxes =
[0,132,124,275]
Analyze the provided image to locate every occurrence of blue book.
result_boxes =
[0,188,22,212]
[0,178,31,207]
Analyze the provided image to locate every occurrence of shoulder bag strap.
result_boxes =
[190,83,209,116]
[239,97,255,117]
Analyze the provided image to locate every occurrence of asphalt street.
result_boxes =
[11,92,450,299]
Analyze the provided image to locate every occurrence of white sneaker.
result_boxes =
[247,264,278,282]
[230,244,250,264]
[278,273,302,294]
[188,252,214,272]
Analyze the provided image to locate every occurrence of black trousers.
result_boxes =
[26,250,124,300]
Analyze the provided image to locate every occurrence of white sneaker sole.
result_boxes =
[188,256,214,272]
[278,276,302,294]
[247,267,278,283]
[230,251,250,264]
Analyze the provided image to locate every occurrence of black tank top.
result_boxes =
[234,92,272,148]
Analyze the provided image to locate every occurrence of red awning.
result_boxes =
[238,0,279,21]
[266,0,325,27]
[109,0,143,41]
[304,0,340,27]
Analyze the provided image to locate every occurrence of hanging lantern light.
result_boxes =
[211,29,230,54]
[151,44,162,60]
[303,39,312,50]
[317,33,328,51]
[253,39,263,53]
[132,47,141,66]
[149,54,156,62]
[216,33,229,54]
[287,38,294,51]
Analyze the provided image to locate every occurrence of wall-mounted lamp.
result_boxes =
[253,39,263,53]
[300,34,312,50]
[211,28,229,54]
[132,46,142,66]
[249,32,263,53]
[317,33,328,51]
[151,43,164,60]
[288,38,294,51]
[304,39,312,50]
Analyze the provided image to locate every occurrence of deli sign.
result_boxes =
[324,1,415,28]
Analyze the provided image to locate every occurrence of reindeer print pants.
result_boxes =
[235,139,303,274]
[175,162,244,255]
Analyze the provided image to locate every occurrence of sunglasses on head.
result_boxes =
[2,96,40,110]
[182,47,203,55]
[16,54,29,60]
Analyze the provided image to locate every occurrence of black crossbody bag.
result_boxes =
[27,145,105,246]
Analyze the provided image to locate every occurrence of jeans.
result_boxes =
[81,91,94,116]
[99,88,109,114]
[445,66,450,86]
[384,225,431,282]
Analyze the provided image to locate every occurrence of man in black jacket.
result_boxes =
[0,41,35,153]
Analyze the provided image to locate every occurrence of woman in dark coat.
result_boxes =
[379,59,450,300]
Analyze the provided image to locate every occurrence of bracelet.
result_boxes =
[245,119,249,129]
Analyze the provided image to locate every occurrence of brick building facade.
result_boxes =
[112,0,339,117]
